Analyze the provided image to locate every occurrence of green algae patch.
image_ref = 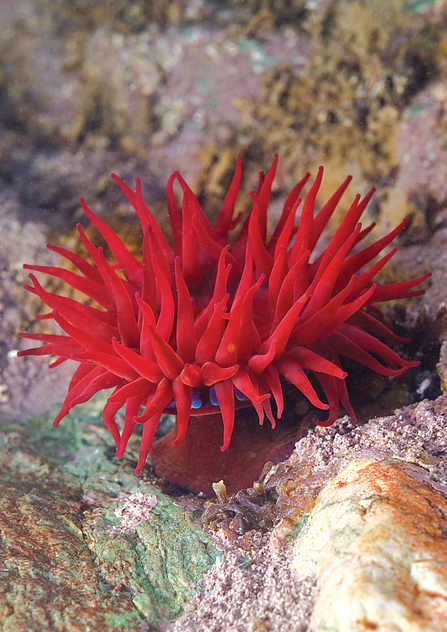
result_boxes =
[1,399,219,629]
[83,481,219,627]
[38,398,221,626]
[404,0,438,13]
[103,610,146,628]
[0,421,147,631]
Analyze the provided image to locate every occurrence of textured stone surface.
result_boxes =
[83,481,218,625]
[0,185,78,422]
[3,396,447,630]
[2,0,447,628]
[293,458,447,631]
[0,404,219,630]
[166,530,316,632]
[291,395,447,490]
[0,423,144,631]
[143,395,447,632]
[397,81,447,213]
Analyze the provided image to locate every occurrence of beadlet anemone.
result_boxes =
[19,156,429,494]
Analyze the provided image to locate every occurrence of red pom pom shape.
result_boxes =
[19,156,429,488]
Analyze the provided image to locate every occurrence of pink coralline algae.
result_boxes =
[19,155,429,494]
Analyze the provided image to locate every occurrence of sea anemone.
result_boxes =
[19,155,429,494]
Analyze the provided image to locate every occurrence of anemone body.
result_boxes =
[19,156,429,492]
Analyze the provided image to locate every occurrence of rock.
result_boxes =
[293,458,447,631]
[0,407,219,629]
[0,423,144,631]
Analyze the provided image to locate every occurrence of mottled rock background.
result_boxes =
[2,0,447,630]
[2,0,447,418]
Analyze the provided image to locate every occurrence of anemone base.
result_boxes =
[149,408,301,496]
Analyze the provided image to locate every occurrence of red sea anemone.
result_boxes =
[19,155,429,494]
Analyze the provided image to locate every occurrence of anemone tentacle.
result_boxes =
[19,156,429,476]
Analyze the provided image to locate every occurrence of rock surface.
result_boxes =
[2,0,447,630]
[2,397,447,630]
[0,405,219,630]
[166,396,447,631]
[294,458,447,631]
